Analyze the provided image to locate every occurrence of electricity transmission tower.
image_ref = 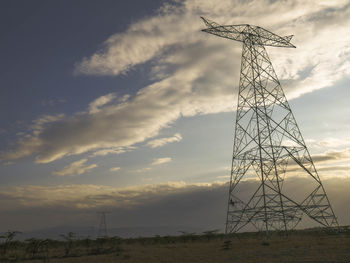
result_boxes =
[97,211,110,237]
[201,17,338,235]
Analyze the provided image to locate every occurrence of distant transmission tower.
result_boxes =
[97,211,110,237]
[201,17,338,236]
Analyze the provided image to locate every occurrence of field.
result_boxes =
[1,228,350,263]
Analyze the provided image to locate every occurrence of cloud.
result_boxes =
[89,147,132,157]
[278,148,350,178]
[147,133,182,148]
[132,167,152,173]
[151,157,172,166]
[31,114,66,131]
[2,0,350,163]
[307,137,350,149]
[109,166,121,172]
[312,148,350,163]
[0,181,227,231]
[52,159,97,176]
[0,181,218,211]
[317,165,350,173]
[89,92,116,114]
[76,0,350,102]
[0,177,349,232]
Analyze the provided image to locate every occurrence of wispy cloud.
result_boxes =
[109,166,121,172]
[31,114,65,133]
[147,133,182,148]
[275,148,350,179]
[312,148,350,164]
[2,0,350,164]
[307,137,350,149]
[76,0,350,102]
[52,159,97,176]
[89,92,116,114]
[90,147,132,157]
[317,165,350,172]
[151,157,172,166]
[132,167,152,173]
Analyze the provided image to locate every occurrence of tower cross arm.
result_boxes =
[201,17,296,48]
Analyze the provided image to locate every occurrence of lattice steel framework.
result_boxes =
[201,17,338,235]
[97,211,110,237]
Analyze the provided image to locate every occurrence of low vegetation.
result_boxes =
[0,227,349,262]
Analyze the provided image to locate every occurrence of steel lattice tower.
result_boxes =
[97,211,110,237]
[201,17,338,235]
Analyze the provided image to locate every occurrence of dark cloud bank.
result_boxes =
[0,177,349,237]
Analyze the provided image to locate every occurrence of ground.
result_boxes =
[15,230,350,263]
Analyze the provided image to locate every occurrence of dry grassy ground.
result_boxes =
[21,232,350,263]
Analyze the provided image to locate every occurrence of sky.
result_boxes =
[1,0,350,233]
